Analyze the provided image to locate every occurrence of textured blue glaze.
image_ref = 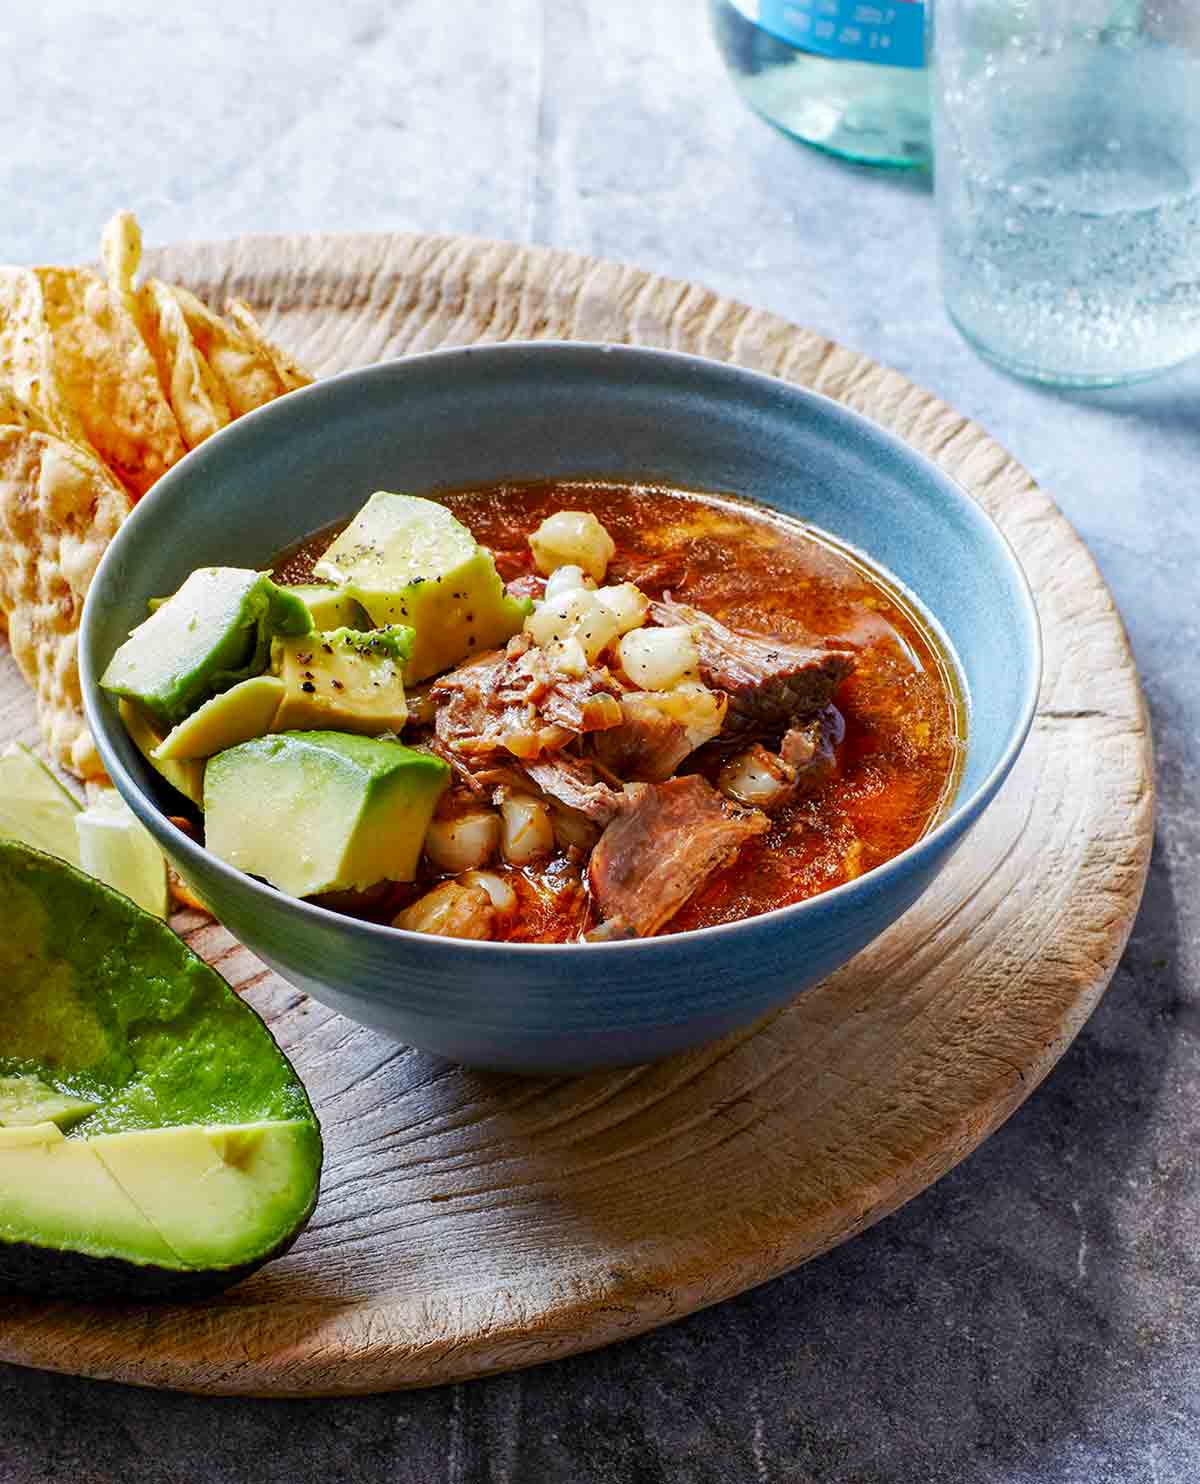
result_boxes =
[80,343,1040,1073]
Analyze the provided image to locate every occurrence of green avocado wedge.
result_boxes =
[0,840,322,1301]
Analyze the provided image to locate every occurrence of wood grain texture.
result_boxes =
[0,232,1153,1395]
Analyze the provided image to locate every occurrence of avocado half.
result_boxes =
[0,840,322,1301]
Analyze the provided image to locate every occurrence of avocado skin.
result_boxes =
[0,841,323,1302]
[0,1177,319,1302]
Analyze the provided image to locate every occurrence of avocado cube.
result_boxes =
[118,699,206,807]
[278,584,369,632]
[312,492,530,684]
[271,626,413,735]
[153,675,287,761]
[204,731,449,898]
[100,569,313,728]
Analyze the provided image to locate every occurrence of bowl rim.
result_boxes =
[81,339,1043,957]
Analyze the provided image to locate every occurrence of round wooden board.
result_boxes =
[0,233,1153,1396]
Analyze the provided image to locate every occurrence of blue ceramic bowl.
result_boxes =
[81,343,1040,1073]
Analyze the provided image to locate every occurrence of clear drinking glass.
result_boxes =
[931,2,1200,386]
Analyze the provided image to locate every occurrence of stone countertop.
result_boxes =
[2,3,1197,1480]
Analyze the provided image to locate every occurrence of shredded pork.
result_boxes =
[651,597,855,738]
[587,775,769,938]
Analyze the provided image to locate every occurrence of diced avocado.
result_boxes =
[312,492,530,683]
[279,583,368,632]
[0,742,81,865]
[0,840,321,1300]
[0,1074,97,1131]
[153,675,286,761]
[75,788,169,919]
[100,568,313,728]
[118,699,206,807]
[205,731,449,898]
[272,625,413,735]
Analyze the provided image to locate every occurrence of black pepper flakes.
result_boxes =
[331,678,344,690]
[300,681,316,693]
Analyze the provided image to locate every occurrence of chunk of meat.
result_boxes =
[588,775,769,937]
[432,633,622,763]
[718,705,845,811]
[781,705,844,789]
[590,686,726,783]
[651,597,855,737]
[524,751,622,823]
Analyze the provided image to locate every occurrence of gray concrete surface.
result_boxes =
[2,2,1197,1480]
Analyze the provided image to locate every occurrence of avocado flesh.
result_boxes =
[279,584,368,632]
[0,841,321,1298]
[0,743,81,865]
[272,625,413,734]
[101,568,313,728]
[312,492,529,684]
[153,674,286,761]
[75,787,169,919]
[204,731,449,898]
[0,1120,316,1270]
[0,1073,97,1130]
[118,699,206,807]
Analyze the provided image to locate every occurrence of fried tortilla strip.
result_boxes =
[101,213,232,452]
[30,265,187,499]
[0,269,87,443]
[0,426,130,777]
[167,283,284,415]
[0,384,60,436]
[140,278,232,449]
[226,299,314,392]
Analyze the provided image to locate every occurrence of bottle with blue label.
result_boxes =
[710,0,929,168]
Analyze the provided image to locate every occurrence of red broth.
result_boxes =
[275,481,965,938]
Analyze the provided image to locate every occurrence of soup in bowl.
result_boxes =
[81,343,1040,1072]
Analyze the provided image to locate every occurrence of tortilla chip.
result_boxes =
[166,284,284,416]
[0,425,130,777]
[226,299,315,392]
[32,266,186,499]
[100,213,230,452]
[0,269,89,444]
[140,279,232,450]
[0,384,61,437]
[100,211,143,301]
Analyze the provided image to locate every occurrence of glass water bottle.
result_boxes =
[711,0,930,169]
